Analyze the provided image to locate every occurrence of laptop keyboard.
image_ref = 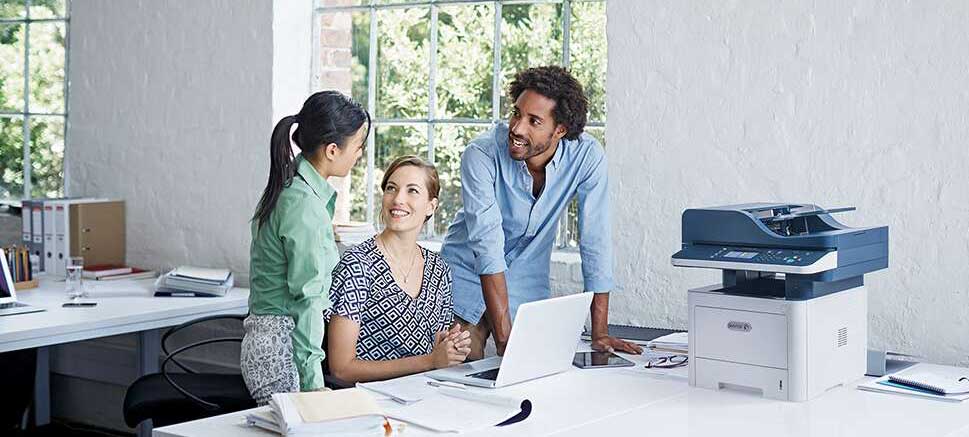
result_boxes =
[0,302,28,309]
[467,368,500,381]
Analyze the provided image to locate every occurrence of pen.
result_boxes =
[426,380,467,390]
[356,384,412,405]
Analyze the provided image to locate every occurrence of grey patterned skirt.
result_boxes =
[240,314,300,405]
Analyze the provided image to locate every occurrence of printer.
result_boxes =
[671,203,888,401]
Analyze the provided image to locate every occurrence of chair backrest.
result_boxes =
[160,314,248,409]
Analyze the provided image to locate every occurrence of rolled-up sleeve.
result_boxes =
[576,149,615,293]
[460,145,507,275]
[278,197,331,391]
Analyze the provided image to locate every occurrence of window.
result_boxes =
[0,0,70,201]
[313,0,606,247]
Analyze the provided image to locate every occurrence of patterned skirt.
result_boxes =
[240,314,300,405]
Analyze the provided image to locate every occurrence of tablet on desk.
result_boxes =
[573,351,635,369]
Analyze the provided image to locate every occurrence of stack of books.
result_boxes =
[245,388,388,436]
[82,264,157,281]
[333,221,376,245]
[154,266,233,297]
[4,245,34,287]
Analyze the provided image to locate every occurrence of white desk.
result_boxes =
[0,277,249,435]
[153,348,969,437]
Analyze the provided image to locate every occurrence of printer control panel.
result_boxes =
[672,245,836,271]
[707,247,828,266]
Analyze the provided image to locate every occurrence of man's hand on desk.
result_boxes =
[591,335,643,355]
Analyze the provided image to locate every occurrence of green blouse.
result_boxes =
[248,155,338,391]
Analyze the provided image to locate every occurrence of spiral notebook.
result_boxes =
[858,363,969,402]
[889,366,969,395]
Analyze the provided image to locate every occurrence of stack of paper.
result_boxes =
[647,332,688,354]
[356,374,530,432]
[334,221,376,245]
[384,386,528,433]
[246,388,387,436]
[154,266,233,297]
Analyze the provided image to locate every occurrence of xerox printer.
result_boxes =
[671,203,889,401]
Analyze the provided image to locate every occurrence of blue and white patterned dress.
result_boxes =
[325,238,453,361]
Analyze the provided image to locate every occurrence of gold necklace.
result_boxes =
[377,236,420,285]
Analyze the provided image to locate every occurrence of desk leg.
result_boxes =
[33,347,50,426]
[137,329,161,437]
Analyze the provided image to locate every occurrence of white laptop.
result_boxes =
[0,248,44,317]
[426,292,592,388]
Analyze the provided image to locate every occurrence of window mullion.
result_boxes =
[366,6,378,225]
[562,0,571,68]
[427,4,439,236]
[22,0,32,199]
[490,1,502,124]
[62,0,71,197]
[556,0,573,248]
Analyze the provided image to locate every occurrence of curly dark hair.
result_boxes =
[508,66,588,140]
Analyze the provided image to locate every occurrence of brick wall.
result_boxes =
[317,2,355,223]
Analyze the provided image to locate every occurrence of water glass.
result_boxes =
[65,256,85,302]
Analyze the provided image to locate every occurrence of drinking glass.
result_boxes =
[65,256,85,302]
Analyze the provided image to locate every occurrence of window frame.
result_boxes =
[0,0,71,201]
[313,0,605,247]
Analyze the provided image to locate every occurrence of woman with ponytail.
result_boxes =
[242,91,370,404]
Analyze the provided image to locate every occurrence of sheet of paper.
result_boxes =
[357,375,439,404]
[384,390,523,433]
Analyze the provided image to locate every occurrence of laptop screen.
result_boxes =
[0,248,15,300]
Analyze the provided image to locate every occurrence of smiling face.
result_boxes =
[380,164,439,234]
[508,89,567,164]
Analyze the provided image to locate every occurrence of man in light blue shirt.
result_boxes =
[441,66,642,359]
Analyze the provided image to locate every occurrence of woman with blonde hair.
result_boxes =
[325,155,471,383]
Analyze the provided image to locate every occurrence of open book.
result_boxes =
[245,389,388,436]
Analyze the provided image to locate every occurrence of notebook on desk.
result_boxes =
[858,363,969,402]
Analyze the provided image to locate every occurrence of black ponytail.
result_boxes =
[253,91,371,228]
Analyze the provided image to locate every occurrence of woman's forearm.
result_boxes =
[330,354,434,383]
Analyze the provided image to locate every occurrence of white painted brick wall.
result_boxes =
[66,0,301,285]
[606,0,969,365]
[57,1,310,430]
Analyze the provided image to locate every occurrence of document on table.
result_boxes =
[357,375,439,405]
[384,387,527,433]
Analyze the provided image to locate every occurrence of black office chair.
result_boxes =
[321,326,354,390]
[0,348,36,433]
[122,314,256,429]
